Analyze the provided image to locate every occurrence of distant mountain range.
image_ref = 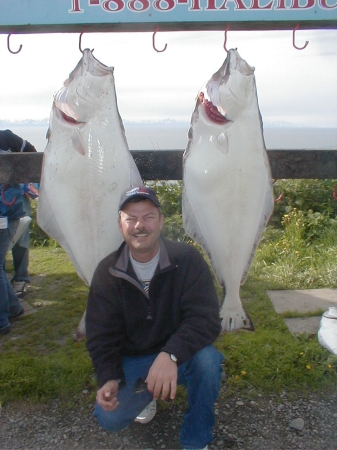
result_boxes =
[0,119,49,128]
[0,118,315,129]
[0,118,190,128]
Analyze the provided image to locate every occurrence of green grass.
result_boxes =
[1,216,337,406]
[217,217,337,395]
[1,248,95,405]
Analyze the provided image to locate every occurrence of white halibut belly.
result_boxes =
[184,138,271,288]
[39,124,136,285]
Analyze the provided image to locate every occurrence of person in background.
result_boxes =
[0,130,37,296]
[86,186,225,450]
[11,183,39,296]
[0,182,26,335]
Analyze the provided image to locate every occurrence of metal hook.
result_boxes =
[7,33,22,54]
[152,26,167,53]
[79,32,94,54]
[224,25,230,53]
[292,24,309,50]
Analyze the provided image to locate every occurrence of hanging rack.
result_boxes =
[152,26,167,53]
[7,33,22,54]
[293,24,309,50]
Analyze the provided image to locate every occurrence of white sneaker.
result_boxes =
[12,281,28,296]
[135,399,157,424]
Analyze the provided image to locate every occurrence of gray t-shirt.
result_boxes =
[130,250,160,295]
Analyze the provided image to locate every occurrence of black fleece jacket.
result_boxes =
[86,238,222,388]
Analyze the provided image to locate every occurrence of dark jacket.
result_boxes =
[0,129,37,153]
[86,238,222,388]
[0,130,37,220]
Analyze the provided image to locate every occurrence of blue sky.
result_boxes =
[0,29,336,128]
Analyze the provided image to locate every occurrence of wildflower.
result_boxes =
[328,364,332,369]
[241,371,247,376]
[235,375,240,380]
[300,352,304,356]
[306,365,311,370]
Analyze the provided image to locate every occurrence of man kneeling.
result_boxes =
[86,186,225,450]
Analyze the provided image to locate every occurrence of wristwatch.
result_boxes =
[163,351,178,363]
[169,353,178,363]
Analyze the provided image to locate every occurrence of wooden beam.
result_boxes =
[0,150,337,184]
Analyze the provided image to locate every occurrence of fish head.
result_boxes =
[54,49,115,125]
[49,49,117,156]
[199,49,256,124]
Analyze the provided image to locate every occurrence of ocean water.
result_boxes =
[3,124,337,153]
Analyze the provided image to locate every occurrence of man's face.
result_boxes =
[119,199,164,262]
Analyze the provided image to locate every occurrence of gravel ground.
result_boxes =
[1,386,337,450]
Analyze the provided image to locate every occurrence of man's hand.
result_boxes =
[96,380,120,411]
[146,352,177,401]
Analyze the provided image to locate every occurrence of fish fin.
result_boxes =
[71,130,86,156]
[182,187,223,286]
[37,184,89,285]
[241,179,274,284]
[220,296,254,332]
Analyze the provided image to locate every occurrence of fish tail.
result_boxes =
[220,293,254,332]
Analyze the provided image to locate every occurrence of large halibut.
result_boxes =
[38,49,142,287]
[183,49,274,332]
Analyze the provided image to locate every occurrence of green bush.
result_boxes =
[272,179,337,228]
[146,181,189,242]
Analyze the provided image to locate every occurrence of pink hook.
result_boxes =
[7,33,22,54]
[224,25,230,53]
[292,24,309,50]
[152,26,167,53]
[79,32,94,54]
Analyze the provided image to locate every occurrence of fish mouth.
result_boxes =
[54,87,86,126]
[198,92,230,125]
[59,109,82,124]
[54,102,85,126]
[204,99,230,125]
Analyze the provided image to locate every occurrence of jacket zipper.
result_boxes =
[109,264,177,321]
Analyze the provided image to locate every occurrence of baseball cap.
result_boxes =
[119,186,161,211]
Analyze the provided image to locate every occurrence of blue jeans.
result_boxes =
[94,345,225,449]
[0,220,22,329]
[11,196,31,283]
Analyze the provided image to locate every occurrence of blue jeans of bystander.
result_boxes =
[94,345,225,449]
[11,196,31,283]
[0,220,22,329]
